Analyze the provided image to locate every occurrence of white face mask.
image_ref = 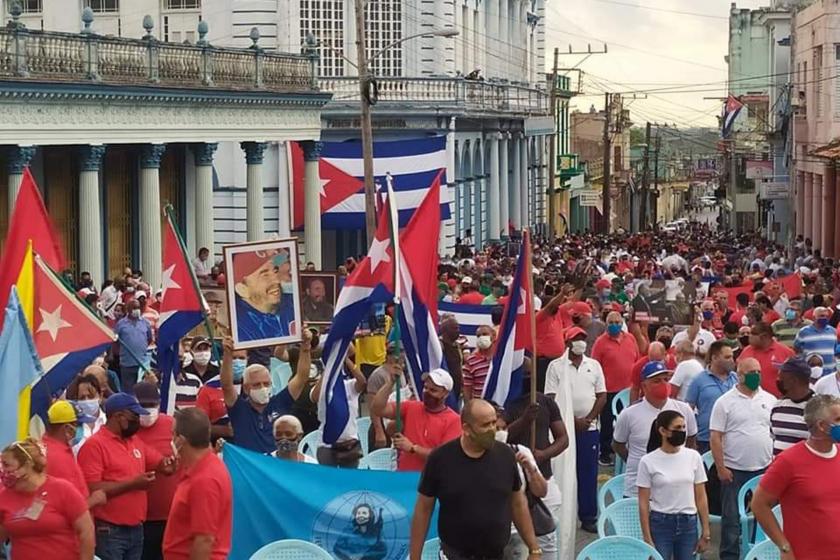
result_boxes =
[140,408,159,427]
[249,387,271,405]
[811,366,824,380]
[570,340,587,355]
[193,351,211,366]
[494,429,509,443]
[476,335,492,350]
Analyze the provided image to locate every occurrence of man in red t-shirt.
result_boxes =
[135,382,183,560]
[163,408,232,560]
[535,290,568,392]
[370,368,461,471]
[457,277,485,305]
[752,394,840,560]
[43,401,102,505]
[738,322,795,397]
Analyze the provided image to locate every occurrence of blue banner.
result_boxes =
[223,444,438,560]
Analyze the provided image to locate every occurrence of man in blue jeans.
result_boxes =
[708,357,776,560]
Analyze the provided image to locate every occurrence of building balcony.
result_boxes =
[0,19,317,94]
[319,76,550,119]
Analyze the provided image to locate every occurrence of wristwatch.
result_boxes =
[779,544,791,553]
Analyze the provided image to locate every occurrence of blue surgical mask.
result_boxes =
[785,309,797,321]
[607,323,622,337]
[830,424,840,443]
[74,399,100,418]
[817,318,830,329]
[702,310,714,321]
[232,358,247,382]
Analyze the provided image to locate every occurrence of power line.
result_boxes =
[589,0,729,20]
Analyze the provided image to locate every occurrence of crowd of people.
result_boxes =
[5,223,840,560]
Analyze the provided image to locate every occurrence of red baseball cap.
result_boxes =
[564,326,587,339]
[233,249,289,285]
[595,278,611,290]
[571,301,592,317]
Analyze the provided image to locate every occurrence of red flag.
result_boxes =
[779,274,802,300]
[0,168,64,329]
[714,286,753,309]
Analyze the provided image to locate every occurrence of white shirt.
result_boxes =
[670,359,705,401]
[709,387,776,471]
[664,278,685,301]
[614,398,698,497]
[192,257,211,277]
[545,355,606,431]
[814,374,840,397]
[637,447,707,514]
[672,328,716,356]
[328,379,362,444]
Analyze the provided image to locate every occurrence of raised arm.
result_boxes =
[286,329,314,400]
[220,336,238,408]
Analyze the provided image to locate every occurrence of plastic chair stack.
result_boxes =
[356,416,372,456]
[752,504,783,548]
[597,474,626,513]
[597,498,643,540]
[737,475,762,559]
[743,538,781,560]
[359,447,397,470]
[299,430,321,460]
[576,535,664,560]
[250,539,333,560]
[611,389,631,475]
[700,451,722,526]
[421,538,441,560]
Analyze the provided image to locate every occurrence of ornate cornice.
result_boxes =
[140,144,167,169]
[241,141,267,165]
[79,145,106,172]
[6,145,35,174]
[191,142,218,166]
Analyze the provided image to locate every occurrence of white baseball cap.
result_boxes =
[423,368,454,392]
[461,276,473,285]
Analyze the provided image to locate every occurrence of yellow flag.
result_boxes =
[15,241,34,439]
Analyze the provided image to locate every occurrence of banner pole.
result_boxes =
[525,229,538,451]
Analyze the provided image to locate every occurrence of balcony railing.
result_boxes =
[320,76,549,115]
[0,16,317,92]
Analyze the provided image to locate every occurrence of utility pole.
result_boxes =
[652,132,661,226]
[601,92,612,234]
[356,0,376,246]
[640,121,651,232]
[547,47,559,240]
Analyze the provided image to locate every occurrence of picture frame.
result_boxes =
[222,238,303,350]
[299,272,338,325]
[186,287,229,340]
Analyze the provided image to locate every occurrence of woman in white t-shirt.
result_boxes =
[637,410,711,560]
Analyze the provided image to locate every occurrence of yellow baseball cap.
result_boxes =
[47,400,94,425]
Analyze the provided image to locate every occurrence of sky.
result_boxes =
[546,0,764,129]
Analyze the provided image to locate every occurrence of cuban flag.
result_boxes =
[158,212,207,414]
[482,230,535,407]
[721,94,744,138]
[318,200,396,444]
[29,254,115,423]
[438,301,496,350]
[289,137,450,230]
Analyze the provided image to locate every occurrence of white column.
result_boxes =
[191,143,218,256]
[241,142,267,241]
[139,144,166,290]
[488,134,501,241]
[441,118,457,256]
[499,132,510,238]
[302,141,323,268]
[7,146,36,210]
[510,134,522,231]
[78,145,105,286]
[464,178,473,240]
[519,134,529,228]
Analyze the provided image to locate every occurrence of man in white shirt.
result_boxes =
[670,340,705,401]
[192,246,212,278]
[708,356,776,560]
[544,327,607,533]
[613,361,698,498]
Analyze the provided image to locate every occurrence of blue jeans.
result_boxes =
[575,429,600,524]
[649,511,697,560]
[720,468,765,560]
[95,520,143,560]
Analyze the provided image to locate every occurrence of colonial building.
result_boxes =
[0,3,328,289]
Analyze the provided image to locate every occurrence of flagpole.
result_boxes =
[385,173,403,434]
[524,229,538,451]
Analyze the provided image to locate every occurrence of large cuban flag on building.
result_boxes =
[289,136,450,230]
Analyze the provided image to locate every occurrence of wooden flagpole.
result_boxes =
[524,229,538,451]
[385,173,403,433]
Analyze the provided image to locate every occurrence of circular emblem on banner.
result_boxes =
[312,491,410,560]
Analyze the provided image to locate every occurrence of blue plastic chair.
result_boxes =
[299,430,321,460]
[359,447,396,470]
[701,451,722,526]
[743,538,781,560]
[597,474,626,513]
[356,416,372,456]
[612,388,631,417]
[576,535,664,560]
[752,504,783,547]
[738,475,763,559]
[251,539,333,560]
[597,497,643,540]
[421,537,440,560]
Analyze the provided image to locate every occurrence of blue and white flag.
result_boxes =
[291,137,450,230]
[223,444,437,560]
[438,301,496,350]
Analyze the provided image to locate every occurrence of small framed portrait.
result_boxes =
[223,238,302,349]
[299,272,337,325]
[187,287,229,340]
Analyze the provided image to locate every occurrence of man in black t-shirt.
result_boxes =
[409,399,542,560]
[503,391,568,483]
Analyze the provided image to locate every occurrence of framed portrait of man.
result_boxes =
[300,272,337,325]
[223,239,302,349]
[187,288,229,340]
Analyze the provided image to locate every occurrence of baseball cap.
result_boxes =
[423,368,454,392]
[778,356,811,379]
[564,326,587,340]
[461,276,473,285]
[133,381,161,406]
[641,361,671,380]
[233,249,289,284]
[103,392,149,416]
[135,290,147,300]
[47,400,95,425]
[192,336,212,350]
[570,301,592,317]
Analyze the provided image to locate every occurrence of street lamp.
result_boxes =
[355,26,459,246]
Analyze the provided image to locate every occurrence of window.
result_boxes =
[365,0,402,77]
[165,0,200,8]
[300,0,346,77]
[18,0,41,13]
[815,46,823,117]
[85,0,119,13]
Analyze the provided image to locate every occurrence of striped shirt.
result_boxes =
[771,393,814,455]
[771,318,811,349]
[174,371,203,409]
[463,352,492,399]
[794,324,837,376]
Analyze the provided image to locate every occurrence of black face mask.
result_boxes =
[121,416,141,438]
[666,430,687,447]
[739,336,750,347]
[658,337,672,349]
